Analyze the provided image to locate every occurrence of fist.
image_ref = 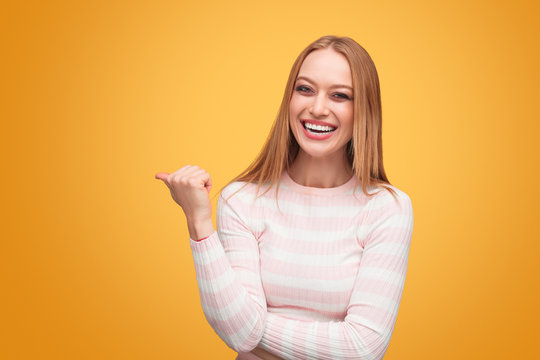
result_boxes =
[155,165,213,222]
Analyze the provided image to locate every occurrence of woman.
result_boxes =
[155,35,414,360]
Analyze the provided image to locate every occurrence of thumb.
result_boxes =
[155,172,170,184]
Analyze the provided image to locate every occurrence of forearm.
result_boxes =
[187,216,214,240]
[250,346,285,360]
[256,312,388,360]
[190,231,267,353]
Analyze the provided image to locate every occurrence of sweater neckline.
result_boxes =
[281,169,357,196]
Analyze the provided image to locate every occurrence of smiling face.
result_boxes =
[289,47,354,161]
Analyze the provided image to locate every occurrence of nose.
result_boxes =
[309,93,330,117]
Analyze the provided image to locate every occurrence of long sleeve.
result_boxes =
[189,184,267,353]
[256,190,414,360]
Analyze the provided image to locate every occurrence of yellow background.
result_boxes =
[2,0,539,359]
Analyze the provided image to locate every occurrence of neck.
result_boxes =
[288,149,353,188]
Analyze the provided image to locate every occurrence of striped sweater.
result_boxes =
[189,170,414,360]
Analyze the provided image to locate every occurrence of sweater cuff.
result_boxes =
[189,229,216,243]
[189,230,219,246]
[194,235,210,242]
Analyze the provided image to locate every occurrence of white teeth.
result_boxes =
[304,122,336,132]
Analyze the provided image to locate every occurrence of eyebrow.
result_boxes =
[295,76,353,90]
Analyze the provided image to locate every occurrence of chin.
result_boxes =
[298,146,341,159]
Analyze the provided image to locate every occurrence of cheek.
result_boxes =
[288,102,299,133]
[339,107,354,137]
[289,96,301,117]
[342,106,354,126]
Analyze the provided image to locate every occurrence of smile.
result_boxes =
[301,120,337,140]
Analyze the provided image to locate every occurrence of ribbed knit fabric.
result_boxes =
[189,170,414,360]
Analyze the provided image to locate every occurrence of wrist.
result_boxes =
[187,216,214,240]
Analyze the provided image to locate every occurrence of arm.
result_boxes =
[189,184,268,353]
[255,190,414,360]
[252,346,286,360]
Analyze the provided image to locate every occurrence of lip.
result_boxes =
[301,119,338,128]
[299,119,337,140]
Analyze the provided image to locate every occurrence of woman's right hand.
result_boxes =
[155,165,214,238]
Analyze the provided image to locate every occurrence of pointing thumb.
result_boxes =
[155,172,170,184]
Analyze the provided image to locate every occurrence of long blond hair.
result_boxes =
[217,35,397,204]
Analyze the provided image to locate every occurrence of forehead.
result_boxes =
[297,48,352,86]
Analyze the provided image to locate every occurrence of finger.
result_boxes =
[155,172,175,192]
[181,169,207,189]
[180,165,202,177]
[169,165,199,182]
[203,172,212,193]
[188,169,212,188]
[155,172,170,181]
[189,169,212,193]
[171,166,205,185]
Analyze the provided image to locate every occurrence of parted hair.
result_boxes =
[217,35,397,204]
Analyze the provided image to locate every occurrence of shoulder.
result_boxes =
[362,185,414,247]
[218,181,263,216]
[220,181,260,202]
[367,184,413,217]
[217,181,266,237]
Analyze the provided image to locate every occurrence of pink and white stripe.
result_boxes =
[189,170,414,360]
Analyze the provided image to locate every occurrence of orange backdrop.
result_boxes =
[2,0,539,359]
